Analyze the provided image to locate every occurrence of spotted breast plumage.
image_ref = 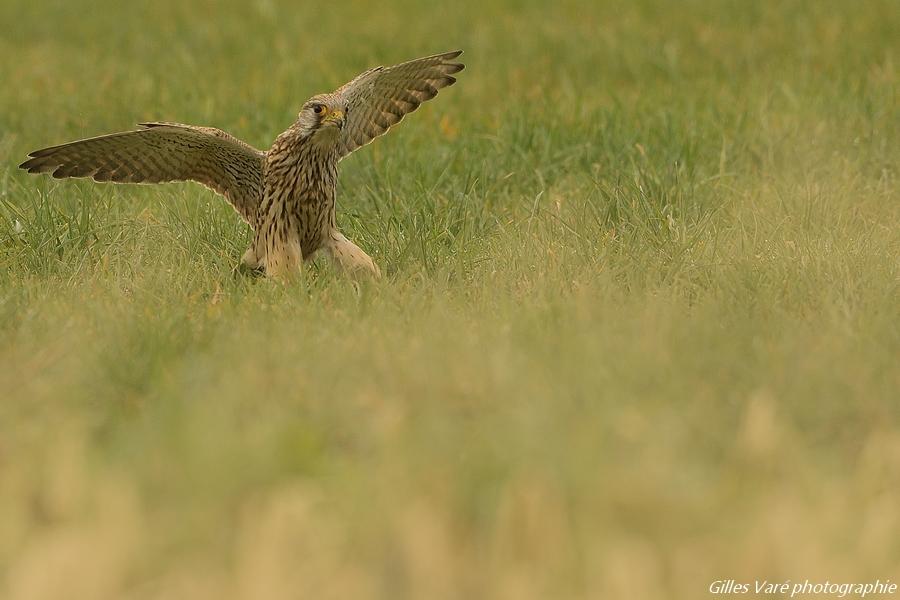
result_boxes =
[19,50,465,278]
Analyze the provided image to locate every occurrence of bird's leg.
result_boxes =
[233,245,265,279]
[266,242,302,280]
[240,242,264,271]
[258,224,303,280]
[323,230,381,278]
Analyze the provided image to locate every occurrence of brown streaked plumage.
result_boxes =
[19,50,465,278]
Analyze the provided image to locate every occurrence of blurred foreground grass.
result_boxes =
[0,0,898,598]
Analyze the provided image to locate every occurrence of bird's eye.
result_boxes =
[313,104,325,115]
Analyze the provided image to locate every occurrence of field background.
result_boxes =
[1,0,898,598]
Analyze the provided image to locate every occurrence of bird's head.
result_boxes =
[296,94,346,143]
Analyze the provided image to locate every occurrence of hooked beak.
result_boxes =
[322,109,344,129]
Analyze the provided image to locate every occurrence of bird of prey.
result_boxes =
[19,50,465,278]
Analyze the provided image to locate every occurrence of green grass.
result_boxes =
[1,0,898,598]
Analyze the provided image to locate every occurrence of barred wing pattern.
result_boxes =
[334,50,464,159]
[19,123,265,225]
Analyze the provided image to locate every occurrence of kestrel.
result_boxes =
[19,50,465,278]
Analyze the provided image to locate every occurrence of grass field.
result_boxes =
[1,0,898,598]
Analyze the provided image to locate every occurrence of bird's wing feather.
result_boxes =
[19,122,265,225]
[333,50,464,159]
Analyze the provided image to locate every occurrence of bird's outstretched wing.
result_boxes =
[333,50,464,159]
[19,122,265,225]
